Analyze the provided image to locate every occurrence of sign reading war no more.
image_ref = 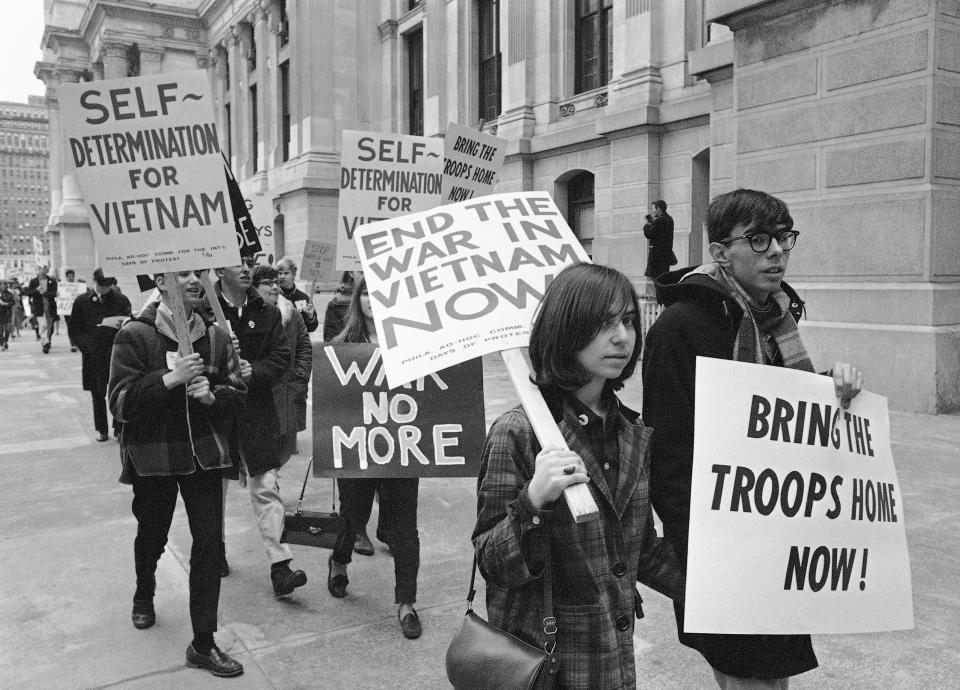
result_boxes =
[313,343,485,478]
[685,358,913,635]
[353,191,590,388]
[60,71,240,275]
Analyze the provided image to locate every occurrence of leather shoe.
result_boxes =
[42,342,50,353]
[354,529,374,556]
[96,432,109,442]
[327,554,348,598]
[271,563,307,598]
[131,599,155,630]
[185,643,243,678]
[399,607,422,639]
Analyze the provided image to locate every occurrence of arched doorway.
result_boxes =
[690,147,710,265]
[556,170,595,260]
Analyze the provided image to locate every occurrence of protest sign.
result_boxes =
[684,357,913,635]
[223,160,262,258]
[441,122,506,204]
[312,343,485,478]
[60,71,240,275]
[353,191,590,388]
[336,130,443,271]
[246,193,275,264]
[56,282,87,317]
[301,240,336,283]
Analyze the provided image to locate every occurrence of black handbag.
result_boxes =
[280,458,347,550]
[445,553,559,690]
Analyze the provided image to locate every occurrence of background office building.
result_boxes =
[37,0,960,413]
[0,96,51,281]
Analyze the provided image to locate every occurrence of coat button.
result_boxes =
[616,615,631,631]
[612,561,627,577]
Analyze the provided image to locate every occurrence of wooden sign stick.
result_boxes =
[162,272,194,356]
[500,348,600,523]
[199,271,230,332]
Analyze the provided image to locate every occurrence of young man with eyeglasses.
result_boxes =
[642,188,863,689]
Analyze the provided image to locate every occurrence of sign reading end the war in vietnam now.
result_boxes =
[685,358,913,635]
[312,343,485,478]
[60,71,239,275]
[336,130,443,271]
[353,191,590,389]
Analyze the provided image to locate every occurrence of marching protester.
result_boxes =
[108,269,246,678]
[0,279,14,350]
[642,188,863,688]
[24,264,58,353]
[9,277,23,339]
[276,256,319,333]
[473,263,684,688]
[322,271,358,342]
[251,265,312,464]
[62,268,81,352]
[328,276,424,639]
[202,259,308,597]
[68,268,132,442]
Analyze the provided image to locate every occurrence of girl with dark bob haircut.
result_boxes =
[529,263,642,393]
[472,262,683,689]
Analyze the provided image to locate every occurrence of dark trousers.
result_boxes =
[131,466,223,636]
[333,478,420,604]
[90,385,120,436]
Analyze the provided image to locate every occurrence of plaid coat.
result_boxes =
[473,395,684,690]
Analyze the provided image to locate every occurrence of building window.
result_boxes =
[224,52,230,91]
[406,28,424,136]
[247,26,257,72]
[568,171,595,258]
[478,0,501,124]
[278,0,289,47]
[224,102,232,161]
[250,85,259,172]
[575,0,612,94]
[280,60,291,162]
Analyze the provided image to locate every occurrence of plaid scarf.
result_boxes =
[683,263,815,372]
[156,301,207,345]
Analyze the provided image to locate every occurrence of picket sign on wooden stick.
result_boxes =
[162,272,194,357]
[500,348,600,523]
[199,271,230,332]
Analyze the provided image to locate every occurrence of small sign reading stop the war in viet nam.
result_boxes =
[684,357,913,635]
[59,71,239,275]
[312,343,485,478]
[336,130,443,271]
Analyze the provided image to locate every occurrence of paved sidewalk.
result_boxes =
[0,336,958,688]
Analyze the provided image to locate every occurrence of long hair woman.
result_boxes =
[472,263,683,689]
[327,276,423,640]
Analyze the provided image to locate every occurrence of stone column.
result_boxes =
[101,41,129,80]
[379,19,399,133]
[497,0,535,141]
[139,46,164,75]
[252,4,271,175]
[228,27,243,173]
[611,0,663,108]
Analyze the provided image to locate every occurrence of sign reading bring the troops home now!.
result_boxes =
[352,191,590,389]
[685,358,914,635]
[441,122,506,204]
[336,130,443,271]
[60,71,240,275]
[312,343,485,478]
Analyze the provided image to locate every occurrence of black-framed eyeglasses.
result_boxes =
[719,229,799,253]
[256,279,279,287]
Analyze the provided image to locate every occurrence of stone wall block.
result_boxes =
[936,27,960,72]
[932,196,960,276]
[935,80,960,124]
[737,58,817,110]
[738,84,926,153]
[825,30,928,91]
[940,0,960,19]
[789,197,925,277]
[737,0,929,66]
[612,160,647,185]
[659,154,691,182]
[934,131,960,178]
[712,115,736,146]
[824,138,926,187]
[612,185,644,209]
[737,152,817,193]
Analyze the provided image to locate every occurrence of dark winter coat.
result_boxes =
[24,275,58,318]
[198,284,290,478]
[473,392,684,690]
[642,213,675,278]
[641,265,816,680]
[68,288,132,393]
[322,294,351,341]
[274,295,311,463]
[280,284,319,333]
[108,302,245,482]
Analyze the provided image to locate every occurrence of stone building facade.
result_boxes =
[36,0,960,412]
[0,96,51,280]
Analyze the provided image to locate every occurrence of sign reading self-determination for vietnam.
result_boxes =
[336,130,443,271]
[684,358,913,635]
[60,71,240,275]
[353,191,590,388]
[312,343,485,478]
[441,122,506,204]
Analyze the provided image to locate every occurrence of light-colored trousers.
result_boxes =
[223,469,291,565]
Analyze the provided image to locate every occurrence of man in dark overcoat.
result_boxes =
[24,264,58,353]
[68,268,132,441]
[643,199,676,280]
